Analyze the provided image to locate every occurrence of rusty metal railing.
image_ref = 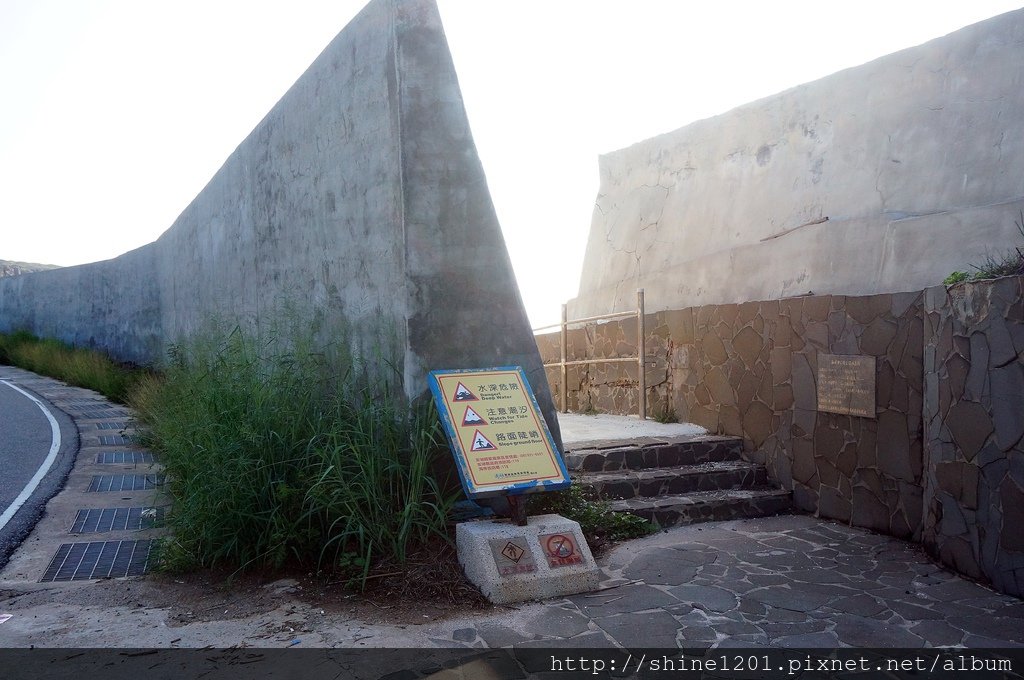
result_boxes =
[534,289,646,419]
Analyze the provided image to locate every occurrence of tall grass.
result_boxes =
[944,211,1024,284]
[130,323,458,586]
[0,329,143,402]
[303,391,455,583]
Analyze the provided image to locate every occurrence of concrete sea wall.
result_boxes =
[0,0,559,441]
[545,5,1024,594]
[537,276,1024,596]
[570,9,1024,319]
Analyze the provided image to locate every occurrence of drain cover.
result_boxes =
[71,409,120,419]
[98,434,134,446]
[71,507,163,533]
[95,451,156,464]
[41,540,152,582]
[87,474,164,492]
[94,421,129,430]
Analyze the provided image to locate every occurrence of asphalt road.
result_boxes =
[0,379,77,570]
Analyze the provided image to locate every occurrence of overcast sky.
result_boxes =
[1,0,1021,327]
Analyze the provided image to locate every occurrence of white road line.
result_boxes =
[0,379,62,532]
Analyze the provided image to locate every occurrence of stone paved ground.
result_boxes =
[438,515,1024,649]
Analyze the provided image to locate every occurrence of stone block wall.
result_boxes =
[539,277,1024,596]
[923,278,1024,596]
[538,291,925,540]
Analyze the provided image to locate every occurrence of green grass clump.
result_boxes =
[531,484,655,547]
[304,391,456,585]
[654,404,678,424]
[0,329,143,403]
[131,325,458,587]
[943,271,970,285]
[944,211,1024,285]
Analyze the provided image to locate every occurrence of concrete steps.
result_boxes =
[581,461,769,500]
[606,489,793,527]
[565,434,791,529]
[564,435,743,472]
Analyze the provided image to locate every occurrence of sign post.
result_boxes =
[429,366,601,604]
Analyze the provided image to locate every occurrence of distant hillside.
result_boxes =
[0,259,61,278]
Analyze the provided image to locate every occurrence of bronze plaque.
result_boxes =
[817,354,875,418]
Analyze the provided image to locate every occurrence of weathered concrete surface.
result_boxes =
[456,514,601,605]
[0,0,558,439]
[571,9,1024,318]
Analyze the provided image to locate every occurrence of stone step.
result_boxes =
[607,488,792,529]
[564,435,744,472]
[575,461,769,500]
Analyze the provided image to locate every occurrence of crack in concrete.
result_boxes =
[761,217,829,242]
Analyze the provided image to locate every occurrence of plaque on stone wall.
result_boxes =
[817,354,876,418]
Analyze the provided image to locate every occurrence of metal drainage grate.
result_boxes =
[73,409,123,420]
[94,421,130,430]
[95,450,157,464]
[40,540,152,582]
[70,507,163,533]
[98,434,134,446]
[87,474,164,492]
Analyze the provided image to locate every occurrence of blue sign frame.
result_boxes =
[428,366,571,499]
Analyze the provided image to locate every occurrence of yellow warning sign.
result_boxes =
[428,367,570,498]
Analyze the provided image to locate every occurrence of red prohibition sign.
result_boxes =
[546,534,575,558]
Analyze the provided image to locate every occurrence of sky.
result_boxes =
[1,1,1022,328]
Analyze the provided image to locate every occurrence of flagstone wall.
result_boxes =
[538,291,925,539]
[922,278,1024,596]
[538,277,1024,596]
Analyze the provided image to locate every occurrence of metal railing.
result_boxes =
[534,289,647,419]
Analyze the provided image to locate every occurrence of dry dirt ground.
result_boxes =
[0,538,565,647]
[136,544,493,630]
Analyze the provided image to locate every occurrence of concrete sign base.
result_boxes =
[456,514,602,605]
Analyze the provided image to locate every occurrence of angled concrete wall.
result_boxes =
[0,0,560,444]
[571,9,1024,318]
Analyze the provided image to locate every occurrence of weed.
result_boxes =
[303,394,458,581]
[530,484,654,548]
[131,321,458,589]
[654,404,678,424]
[944,211,1024,285]
[943,271,970,285]
[0,329,145,402]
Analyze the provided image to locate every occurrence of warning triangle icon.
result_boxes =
[470,429,497,451]
[452,382,478,401]
[462,406,487,426]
